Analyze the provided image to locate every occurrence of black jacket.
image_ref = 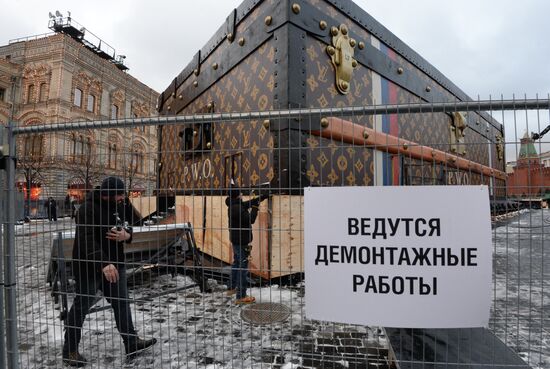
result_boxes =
[72,190,138,276]
[225,195,267,246]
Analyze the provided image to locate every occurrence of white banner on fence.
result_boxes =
[304,186,492,328]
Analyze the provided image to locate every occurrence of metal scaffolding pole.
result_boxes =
[4,122,19,369]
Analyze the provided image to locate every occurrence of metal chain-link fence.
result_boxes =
[1,99,549,368]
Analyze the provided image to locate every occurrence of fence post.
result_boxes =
[0,125,8,369]
[3,122,19,369]
[0,224,6,369]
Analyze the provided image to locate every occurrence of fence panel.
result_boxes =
[2,99,548,368]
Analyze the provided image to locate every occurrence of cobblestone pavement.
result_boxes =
[13,218,389,369]
[10,211,548,369]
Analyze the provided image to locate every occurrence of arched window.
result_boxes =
[131,151,144,173]
[111,104,119,120]
[23,134,43,157]
[72,134,83,161]
[76,135,83,156]
[74,88,83,107]
[129,141,146,174]
[32,135,42,156]
[108,143,118,169]
[70,134,77,158]
[87,94,95,112]
[83,137,91,163]
[71,134,92,163]
[27,84,35,103]
[39,83,48,102]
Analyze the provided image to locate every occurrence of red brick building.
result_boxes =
[507,133,550,198]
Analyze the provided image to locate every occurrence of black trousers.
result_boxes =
[63,265,136,353]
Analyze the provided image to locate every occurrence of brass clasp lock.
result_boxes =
[450,112,467,156]
[495,133,504,161]
[326,24,357,95]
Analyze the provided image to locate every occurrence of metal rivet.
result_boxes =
[476,120,480,125]
[171,92,176,97]
[403,143,408,150]
[486,128,490,132]
[352,60,358,68]
[206,142,212,149]
[178,95,183,100]
[426,86,431,92]
[167,106,171,111]
[212,63,218,70]
[193,130,198,136]
[326,46,336,56]
[320,117,329,128]
[265,16,272,26]
[263,119,270,129]
[193,81,198,87]
[194,68,199,76]
[341,25,348,35]
[207,103,213,110]
[227,33,234,42]
[330,26,339,36]
[319,20,327,30]
[292,3,301,14]
[363,130,369,139]
[358,41,365,50]
[397,67,404,74]
[431,150,436,157]
[238,37,245,46]
[349,38,356,48]
[341,81,349,90]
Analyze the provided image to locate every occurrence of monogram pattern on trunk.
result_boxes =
[160,41,277,191]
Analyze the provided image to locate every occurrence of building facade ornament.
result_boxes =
[131,99,149,117]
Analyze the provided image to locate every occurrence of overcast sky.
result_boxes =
[1,0,550,155]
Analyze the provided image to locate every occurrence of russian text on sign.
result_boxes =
[347,217,441,238]
[315,245,478,266]
[352,275,438,295]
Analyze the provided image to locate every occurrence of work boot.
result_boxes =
[125,337,157,359]
[226,288,237,296]
[235,296,256,305]
[62,351,87,367]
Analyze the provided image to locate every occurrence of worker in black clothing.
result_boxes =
[225,183,269,304]
[62,177,156,367]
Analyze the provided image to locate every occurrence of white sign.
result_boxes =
[304,186,492,328]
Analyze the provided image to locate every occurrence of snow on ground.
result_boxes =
[10,212,549,368]
[14,218,386,368]
[492,209,550,369]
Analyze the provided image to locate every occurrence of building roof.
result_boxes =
[518,132,538,159]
